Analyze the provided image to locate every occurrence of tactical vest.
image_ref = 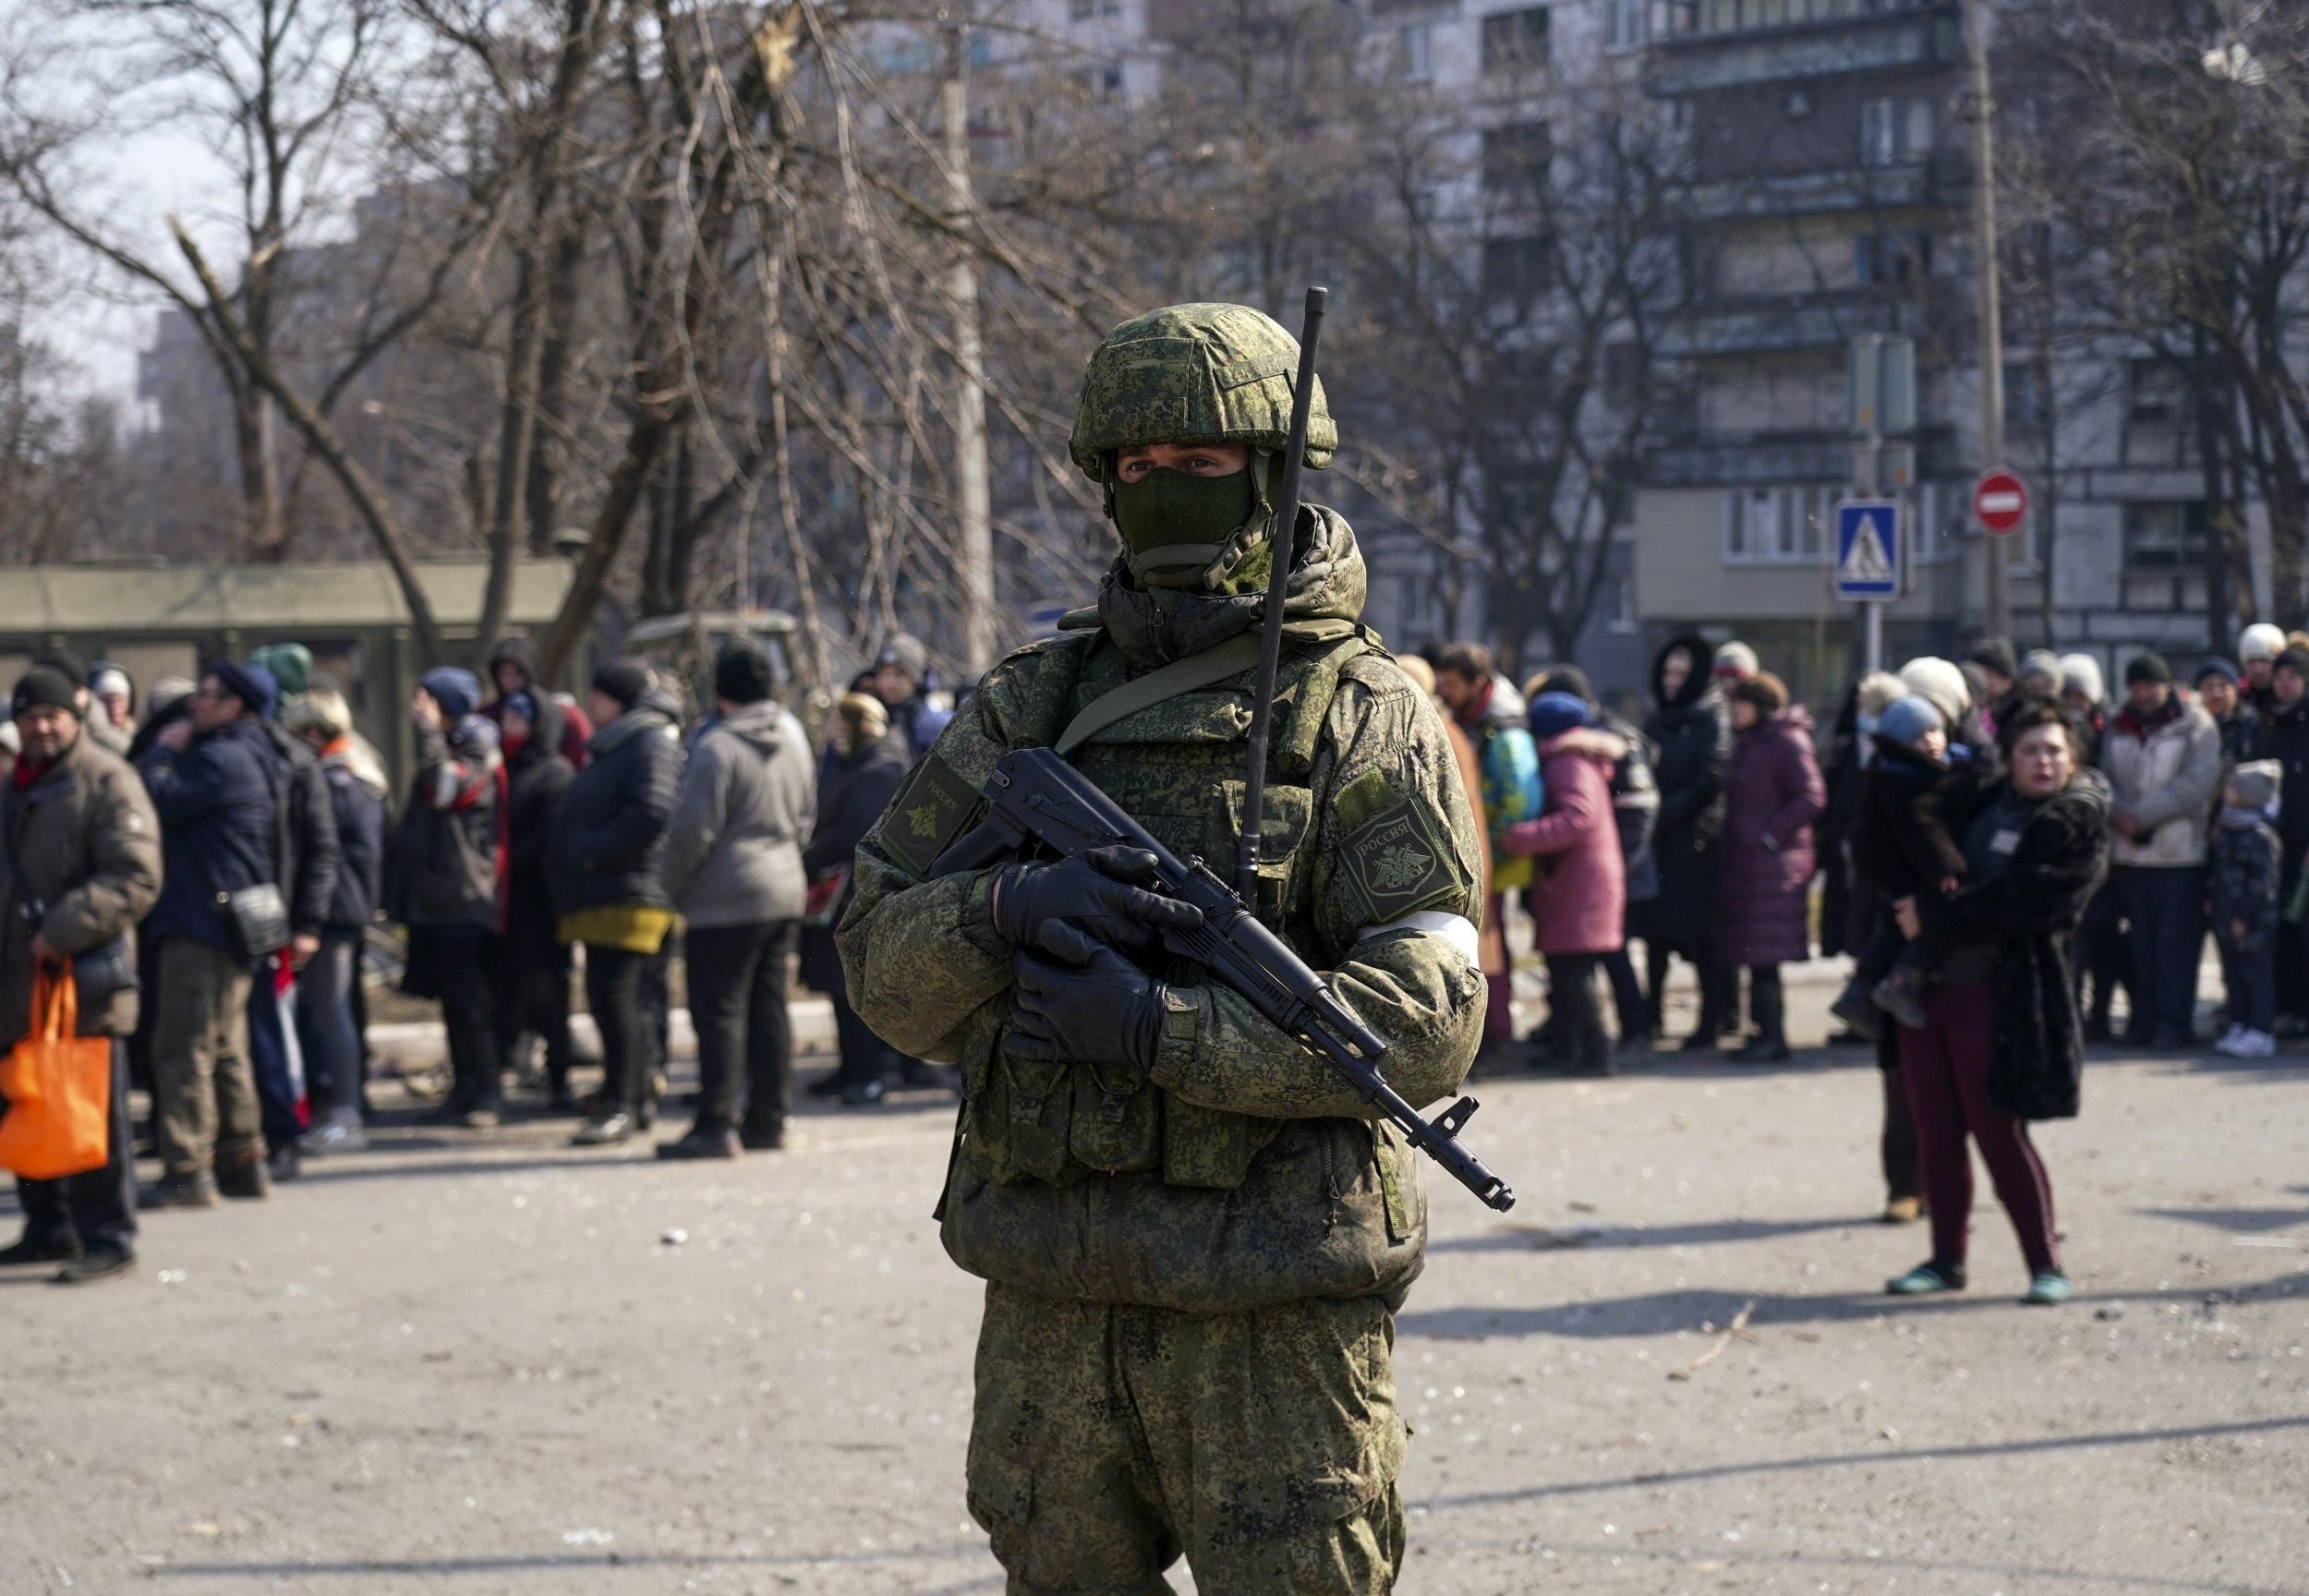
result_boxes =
[958,624,1381,1194]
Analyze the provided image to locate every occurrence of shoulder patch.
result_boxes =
[878,753,981,877]
[1341,797,1461,924]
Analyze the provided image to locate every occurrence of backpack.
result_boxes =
[1604,713,1660,865]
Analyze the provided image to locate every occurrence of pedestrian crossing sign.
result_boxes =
[1834,501,1903,600]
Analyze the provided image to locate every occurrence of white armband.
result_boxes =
[1355,910,1480,967]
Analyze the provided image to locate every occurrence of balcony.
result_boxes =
[1682,151,1966,222]
[1651,6,1961,94]
[1644,422,1962,488]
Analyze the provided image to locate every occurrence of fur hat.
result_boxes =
[1855,671,1907,719]
[1728,671,1789,717]
[1897,657,1969,728]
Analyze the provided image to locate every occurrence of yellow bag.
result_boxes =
[0,965,110,1179]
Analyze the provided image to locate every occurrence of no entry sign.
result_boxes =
[1973,469,2029,537]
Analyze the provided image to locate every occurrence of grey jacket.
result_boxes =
[661,701,816,928]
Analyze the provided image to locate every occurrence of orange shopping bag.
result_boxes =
[0,963,110,1179]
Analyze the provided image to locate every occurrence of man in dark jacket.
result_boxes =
[283,688,389,1153]
[657,646,816,1157]
[393,668,510,1128]
[550,661,684,1146]
[486,635,594,770]
[2253,647,2309,1035]
[1639,634,1735,1046]
[800,692,913,1104]
[137,659,282,1207]
[0,663,163,1282]
[244,643,342,1180]
[490,687,577,1110]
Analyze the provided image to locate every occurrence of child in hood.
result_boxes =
[2209,760,2283,1058]
[1833,694,1985,1038]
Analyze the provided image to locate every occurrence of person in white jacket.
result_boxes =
[2097,652,2221,1048]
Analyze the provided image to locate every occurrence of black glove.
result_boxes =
[989,845,1203,959]
[1005,925,1167,1081]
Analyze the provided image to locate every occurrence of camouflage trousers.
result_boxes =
[968,1280,1408,1596]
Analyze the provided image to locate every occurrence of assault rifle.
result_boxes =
[932,746,1517,1214]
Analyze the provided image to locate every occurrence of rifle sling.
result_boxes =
[1052,634,1266,757]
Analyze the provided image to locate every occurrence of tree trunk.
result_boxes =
[540,412,674,681]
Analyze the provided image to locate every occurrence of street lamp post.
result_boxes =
[1965,0,2012,640]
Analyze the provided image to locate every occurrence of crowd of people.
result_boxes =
[1410,623,2309,1300]
[0,634,957,1284]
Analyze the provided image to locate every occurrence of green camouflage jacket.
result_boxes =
[838,510,1486,1313]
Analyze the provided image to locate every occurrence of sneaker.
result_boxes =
[1729,1034,1791,1064]
[2234,1029,2278,1059]
[1886,1260,1966,1295]
[303,1120,369,1155]
[140,1170,222,1210]
[839,1077,889,1108]
[1828,979,1882,1044]
[265,1144,302,1183]
[458,1103,502,1130]
[54,1246,135,1286]
[2212,1024,2247,1056]
[655,1125,742,1161]
[2023,1271,2073,1306]
[1881,1196,1924,1225]
[571,1110,635,1147]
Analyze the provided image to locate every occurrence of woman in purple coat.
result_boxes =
[1719,672,1827,1061]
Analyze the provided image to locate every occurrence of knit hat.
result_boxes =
[714,643,775,707]
[90,664,131,703]
[1878,694,1944,747]
[1538,664,1594,702]
[1527,691,1590,741]
[1728,671,1789,717]
[2194,658,2241,687]
[874,633,928,685]
[249,643,313,700]
[2019,648,2062,690]
[2124,650,2173,686]
[2240,623,2286,664]
[499,689,538,729]
[2059,652,2105,706]
[592,659,651,712]
[1898,657,1968,728]
[209,659,276,720]
[1712,640,1759,680]
[2276,645,2309,682]
[2230,759,2281,812]
[1965,637,2018,681]
[10,662,80,718]
[447,713,501,757]
[419,667,482,724]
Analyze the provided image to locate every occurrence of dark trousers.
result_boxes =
[585,944,656,1112]
[248,954,305,1152]
[2114,865,2204,1040]
[686,920,798,1133]
[489,936,574,1091]
[1898,982,2060,1276]
[1746,963,1785,1043]
[15,1037,136,1255]
[2218,934,2277,1034]
[1600,947,1649,1040]
[831,997,899,1086]
[429,925,501,1110]
[1880,1063,1921,1203]
[1643,941,1737,1040]
[2277,854,2308,1026]
[295,932,364,1121]
[1544,952,1608,1070]
[2075,878,2130,1030]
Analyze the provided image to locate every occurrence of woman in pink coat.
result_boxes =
[1503,692,1628,1076]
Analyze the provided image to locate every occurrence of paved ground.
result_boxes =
[3,970,2305,1596]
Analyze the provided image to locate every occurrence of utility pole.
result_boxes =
[1965,0,2011,639]
[943,16,997,677]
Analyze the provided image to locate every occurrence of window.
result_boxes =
[2004,360,2048,431]
[1070,0,1120,16]
[2127,357,2183,427]
[1481,122,1553,204]
[1604,0,1647,49]
[2124,501,2209,570]
[1723,485,1835,564]
[1860,97,1935,167]
[1856,230,1933,285]
[1482,236,1553,307]
[1399,23,1433,79]
[1089,60,1122,94]
[1481,6,1551,73]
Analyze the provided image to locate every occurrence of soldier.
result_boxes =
[838,302,1486,1594]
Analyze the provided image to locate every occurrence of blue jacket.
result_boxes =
[139,717,282,952]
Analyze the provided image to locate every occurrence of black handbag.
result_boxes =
[217,752,295,961]
[3,794,143,1006]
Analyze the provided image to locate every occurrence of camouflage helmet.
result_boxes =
[1069,301,1336,481]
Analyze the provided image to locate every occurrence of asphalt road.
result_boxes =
[3,973,2305,1596]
